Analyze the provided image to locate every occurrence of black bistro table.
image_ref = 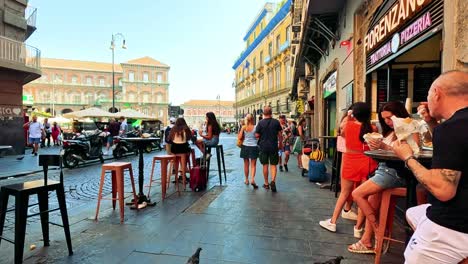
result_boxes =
[121,137,160,209]
[364,149,433,241]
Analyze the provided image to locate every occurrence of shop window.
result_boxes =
[413,68,440,103]
[390,69,408,102]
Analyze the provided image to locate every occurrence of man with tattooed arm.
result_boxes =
[393,70,468,264]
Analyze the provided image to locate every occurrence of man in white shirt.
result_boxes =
[23,115,44,156]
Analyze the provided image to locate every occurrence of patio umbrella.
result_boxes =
[49,116,71,124]
[113,109,155,120]
[63,107,114,119]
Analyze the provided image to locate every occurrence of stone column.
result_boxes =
[442,0,468,71]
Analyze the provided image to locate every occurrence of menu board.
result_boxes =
[377,70,388,109]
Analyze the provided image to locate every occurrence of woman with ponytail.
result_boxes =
[319,102,378,235]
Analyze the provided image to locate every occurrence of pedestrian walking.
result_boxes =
[41,118,52,147]
[23,115,44,156]
[105,118,120,155]
[293,118,306,169]
[393,71,468,263]
[255,106,283,192]
[119,116,128,136]
[278,115,292,172]
[164,117,176,154]
[51,122,61,146]
[238,114,259,189]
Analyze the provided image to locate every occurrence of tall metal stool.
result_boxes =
[0,154,73,264]
[146,155,178,201]
[205,144,226,185]
[95,162,138,223]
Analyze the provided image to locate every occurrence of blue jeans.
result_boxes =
[370,163,406,189]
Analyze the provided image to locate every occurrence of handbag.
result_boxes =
[292,137,302,154]
[337,135,346,153]
[236,126,245,148]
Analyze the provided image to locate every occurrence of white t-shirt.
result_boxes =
[29,122,43,138]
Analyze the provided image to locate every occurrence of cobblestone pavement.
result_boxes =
[0,134,404,263]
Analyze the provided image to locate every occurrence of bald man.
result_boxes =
[394,70,468,263]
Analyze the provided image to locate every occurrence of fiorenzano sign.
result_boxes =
[365,0,432,53]
[369,11,433,66]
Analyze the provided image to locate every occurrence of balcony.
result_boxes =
[0,35,41,83]
[279,40,290,53]
[25,6,37,40]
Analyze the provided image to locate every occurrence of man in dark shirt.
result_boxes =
[105,118,120,155]
[255,106,283,192]
[394,71,468,263]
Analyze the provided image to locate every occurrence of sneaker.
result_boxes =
[279,166,283,172]
[354,226,363,238]
[319,219,336,232]
[270,181,277,192]
[342,209,358,221]
[284,164,288,172]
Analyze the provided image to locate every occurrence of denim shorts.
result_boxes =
[29,137,41,144]
[370,163,406,189]
[203,136,219,147]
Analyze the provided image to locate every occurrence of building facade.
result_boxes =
[0,1,41,154]
[180,100,235,129]
[291,0,467,139]
[24,56,170,124]
[233,0,294,121]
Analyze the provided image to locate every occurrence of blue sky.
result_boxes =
[26,0,279,105]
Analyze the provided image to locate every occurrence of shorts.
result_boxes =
[29,137,41,144]
[203,136,219,147]
[240,145,259,159]
[107,136,114,144]
[404,204,468,263]
[259,152,279,165]
[370,163,406,189]
[171,142,190,154]
[281,144,291,153]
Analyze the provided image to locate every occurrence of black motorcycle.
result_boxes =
[112,130,140,159]
[62,130,107,168]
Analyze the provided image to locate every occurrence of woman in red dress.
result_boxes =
[319,102,378,233]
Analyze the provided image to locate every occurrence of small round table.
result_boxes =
[0,145,12,158]
[122,137,160,209]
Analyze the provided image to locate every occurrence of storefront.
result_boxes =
[323,71,337,136]
[364,0,444,113]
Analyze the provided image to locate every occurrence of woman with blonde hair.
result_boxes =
[238,114,259,189]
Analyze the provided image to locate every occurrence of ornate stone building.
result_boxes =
[180,100,235,129]
[24,56,170,124]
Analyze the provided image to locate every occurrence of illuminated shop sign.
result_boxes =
[369,11,433,66]
[365,0,432,53]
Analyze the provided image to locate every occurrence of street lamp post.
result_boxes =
[110,33,126,113]
[216,94,221,124]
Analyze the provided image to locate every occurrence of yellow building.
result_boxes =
[233,0,293,121]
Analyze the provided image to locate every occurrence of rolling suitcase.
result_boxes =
[190,157,207,192]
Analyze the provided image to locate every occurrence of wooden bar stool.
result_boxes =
[205,144,226,185]
[374,187,406,264]
[95,162,138,224]
[147,155,178,201]
[0,154,73,264]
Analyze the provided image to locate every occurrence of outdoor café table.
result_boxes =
[0,145,12,157]
[121,137,160,209]
[364,149,433,241]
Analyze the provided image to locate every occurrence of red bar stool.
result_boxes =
[374,187,406,264]
[147,155,178,201]
[95,162,138,224]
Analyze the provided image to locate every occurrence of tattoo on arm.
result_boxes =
[408,159,433,192]
[440,169,461,186]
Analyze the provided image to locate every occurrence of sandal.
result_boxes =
[262,184,270,189]
[244,180,249,185]
[348,241,375,254]
[251,183,258,189]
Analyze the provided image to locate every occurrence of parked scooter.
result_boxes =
[62,130,107,168]
[144,130,163,153]
[112,129,140,158]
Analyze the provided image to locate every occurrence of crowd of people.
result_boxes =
[235,70,468,263]
[23,117,63,156]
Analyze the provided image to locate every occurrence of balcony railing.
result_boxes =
[0,36,40,70]
[279,40,290,53]
[26,6,37,29]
